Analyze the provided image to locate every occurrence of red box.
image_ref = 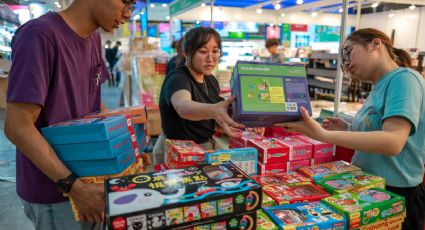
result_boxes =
[275,137,313,161]
[287,159,311,172]
[263,183,330,205]
[251,172,311,187]
[295,135,334,159]
[258,162,287,175]
[310,156,334,166]
[165,139,205,166]
[271,127,299,138]
[228,130,263,148]
[248,138,290,164]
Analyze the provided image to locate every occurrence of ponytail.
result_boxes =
[393,48,412,68]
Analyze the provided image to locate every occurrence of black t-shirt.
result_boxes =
[159,65,223,143]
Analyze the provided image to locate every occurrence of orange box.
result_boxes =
[85,106,147,124]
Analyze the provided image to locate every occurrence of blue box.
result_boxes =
[230,61,312,127]
[134,123,148,152]
[263,202,346,230]
[206,148,258,175]
[52,132,133,162]
[41,116,128,145]
[65,147,136,177]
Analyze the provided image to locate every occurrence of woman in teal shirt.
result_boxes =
[280,28,425,229]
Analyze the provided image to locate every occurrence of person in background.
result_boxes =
[153,27,244,165]
[112,41,122,87]
[4,0,136,229]
[278,28,425,230]
[105,40,116,87]
[265,38,285,64]
[165,39,185,76]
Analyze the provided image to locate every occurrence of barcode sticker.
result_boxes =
[286,102,298,112]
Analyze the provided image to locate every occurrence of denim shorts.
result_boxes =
[21,199,100,230]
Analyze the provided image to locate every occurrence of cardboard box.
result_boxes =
[174,211,257,230]
[228,130,263,148]
[287,160,311,172]
[297,161,361,181]
[78,160,140,184]
[271,127,298,138]
[263,183,330,205]
[274,137,312,161]
[52,132,133,162]
[257,210,279,230]
[311,156,334,166]
[165,139,206,166]
[230,61,312,127]
[65,147,135,177]
[262,193,276,208]
[206,147,258,175]
[295,135,334,159]
[360,211,406,230]
[41,116,128,145]
[322,188,406,229]
[252,172,311,187]
[248,138,290,164]
[263,202,346,230]
[85,106,147,125]
[258,162,287,175]
[316,171,385,195]
[106,162,262,230]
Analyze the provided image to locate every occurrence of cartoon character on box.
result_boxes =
[293,186,318,196]
[248,84,255,98]
[273,209,307,224]
[358,189,391,203]
[258,79,270,101]
[310,166,331,174]
[325,179,355,189]
[328,194,359,212]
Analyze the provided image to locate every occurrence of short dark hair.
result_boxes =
[266,39,279,48]
[181,27,223,66]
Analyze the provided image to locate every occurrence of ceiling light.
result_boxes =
[274,4,281,10]
[339,8,343,13]
[371,2,379,8]
[311,12,318,17]
[150,3,155,8]
[201,3,206,7]
[162,4,167,7]
[256,8,263,14]
[409,5,416,10]
[296,0,303,5]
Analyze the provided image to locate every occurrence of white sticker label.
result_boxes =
[285,102,298,112]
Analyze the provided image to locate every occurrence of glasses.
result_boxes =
[341,43,358,73]
[122,0,136,15]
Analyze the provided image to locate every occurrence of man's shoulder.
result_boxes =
[15,12,60,41]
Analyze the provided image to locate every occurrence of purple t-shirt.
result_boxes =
[7,12,109,204]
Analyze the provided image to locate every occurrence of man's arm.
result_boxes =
[4,102,105,223]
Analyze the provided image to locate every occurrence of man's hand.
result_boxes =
[69,180,105,224]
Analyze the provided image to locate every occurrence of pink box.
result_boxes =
[228,130,263,148]
[311,156,334,165]
[248,138,290,164]
[295,135,333,159]
[287,159,311,172]
[275,137,313,161]
[258,162,287,175]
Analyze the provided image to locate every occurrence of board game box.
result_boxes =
[41,116,128,145]
[263,183,330,205]
[106,162,262,230]
[294,135,333,159]
[173,211,257,230]
[248,138,290,164]
[85,106,147,124]
[316,171,385,195]
[297,161,361,181]
[206,148,258,175]
[360,211,406,230]
[275,137,313,161]
[257,209,279,230]
[228,130,263,148]
[165,139,206,166]
[230,61,312,127]
[263,202,346,230]
[311,156,334,166]
[258,162,287,175]
[322,188,405,229]
[287,160,311,172]
[262,193,276,208]
[252,172,311,187]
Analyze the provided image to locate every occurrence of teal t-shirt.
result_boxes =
[351,67,425,187]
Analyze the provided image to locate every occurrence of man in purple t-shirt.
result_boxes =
[4,0,135,229]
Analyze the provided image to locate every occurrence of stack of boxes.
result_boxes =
[165,139,206,168]
[248,138,290,174]
[206,147,258,176]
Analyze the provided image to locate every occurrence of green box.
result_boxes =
[262,193,276,208]
[322,188,405,229]
[257,210,279,230]
[316,171,385,195]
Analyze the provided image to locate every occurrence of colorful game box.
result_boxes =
[263,183,330,205]
[360,211,406,230]
[287,160,311,172]
[248,138,290,164]
[230,61,312,127]
[106,162,262,230]
[257,209,279,230]
[262,193,277,208]
[263,202,346,230]
[295,135,334,159]
[41,116,128,145]
[85,106,147,124]
[78,160,140,184]
[322,188,406,229]
[275,137,313,161]
[258,162,287,175]
[311,156,334,166]
[165,139,206,166]
[316,171,385,195]
[297,161,361,181]
[206,147,258,175]
[174,211,257,230]
[252,172,311,187]
[228,130,263,148]
[52,132,133,162]
[65,147,136,177]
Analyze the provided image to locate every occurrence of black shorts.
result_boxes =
[386,183,425,230]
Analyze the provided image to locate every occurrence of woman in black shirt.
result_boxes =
[153,27,244,164]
